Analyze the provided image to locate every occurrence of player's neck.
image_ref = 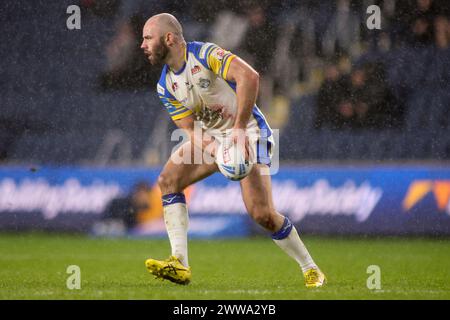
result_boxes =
[167,43,187,74]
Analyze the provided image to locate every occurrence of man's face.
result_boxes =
[141,23,169,66]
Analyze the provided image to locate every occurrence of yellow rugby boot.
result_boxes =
[145,256,191,285]
[304,268,326,288]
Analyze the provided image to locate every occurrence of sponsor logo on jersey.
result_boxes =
[216,49,225,59]
[197,78,210,89]
[157,84,165,95]
[191,65,201,75]
[172,82,178,92]
[185,81,194,91]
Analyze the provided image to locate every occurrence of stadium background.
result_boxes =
[1,0,450,299]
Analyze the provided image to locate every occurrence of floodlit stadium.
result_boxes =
[1,0,450,303]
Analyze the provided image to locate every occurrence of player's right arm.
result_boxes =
[158,93,216,157]
[157,67,216,157]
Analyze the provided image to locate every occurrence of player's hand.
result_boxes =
[230,127,250,161]
[208,139,219,158]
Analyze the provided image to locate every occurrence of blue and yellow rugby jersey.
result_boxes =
[156,41,272,139]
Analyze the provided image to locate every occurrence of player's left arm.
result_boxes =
[224,56,259,158]
[205,44,259,157]
[225,57,260,130]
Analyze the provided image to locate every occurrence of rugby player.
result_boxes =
[141,13,326,288]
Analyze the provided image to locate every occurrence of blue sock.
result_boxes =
[162,193,186,206]
[271,217,293,240]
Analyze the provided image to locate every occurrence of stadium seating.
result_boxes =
[1,1,449,164]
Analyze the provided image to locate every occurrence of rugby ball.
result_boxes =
[215,141,253,181]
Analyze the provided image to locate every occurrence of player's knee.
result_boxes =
[157,172,180,193]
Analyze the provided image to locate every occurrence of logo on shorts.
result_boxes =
[197,78,211,89]
[223,145,231,164]
[191,65,201,75]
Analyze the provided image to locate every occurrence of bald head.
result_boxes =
[144,13,183,39]
[141,13,186,66]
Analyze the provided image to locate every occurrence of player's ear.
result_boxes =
[165,32,174,46]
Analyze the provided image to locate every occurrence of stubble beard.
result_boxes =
[149,37,169,66]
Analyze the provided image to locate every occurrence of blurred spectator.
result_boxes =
[97,181,153,234]
[98,0,166,90]
[228,2,278,118]
[434,15,450,49]
[391,0,440,46]
[316,62,404,129]
[409,0,437,46]
[426,15,450,85]
[322,0,361,58]
[314,60,351,129]
[210,2,277,120]
[211,1,297,129]
[273,2,317,91]
[239,3,277,75]
[209,6,248,52]
[359,0,395,53]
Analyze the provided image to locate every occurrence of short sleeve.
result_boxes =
[206,44,236,80]
[158,95,193,121]
[156,65,193,121]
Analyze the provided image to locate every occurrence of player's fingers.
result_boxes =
[244,136,251,161]
[243,143,250,162]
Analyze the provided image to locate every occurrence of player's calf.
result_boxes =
[247,206,284,233]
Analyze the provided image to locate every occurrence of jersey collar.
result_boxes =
[171,45,188,75]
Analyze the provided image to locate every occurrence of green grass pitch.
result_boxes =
[1,233,449,299]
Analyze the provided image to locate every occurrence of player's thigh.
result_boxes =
[159,141,218,193]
